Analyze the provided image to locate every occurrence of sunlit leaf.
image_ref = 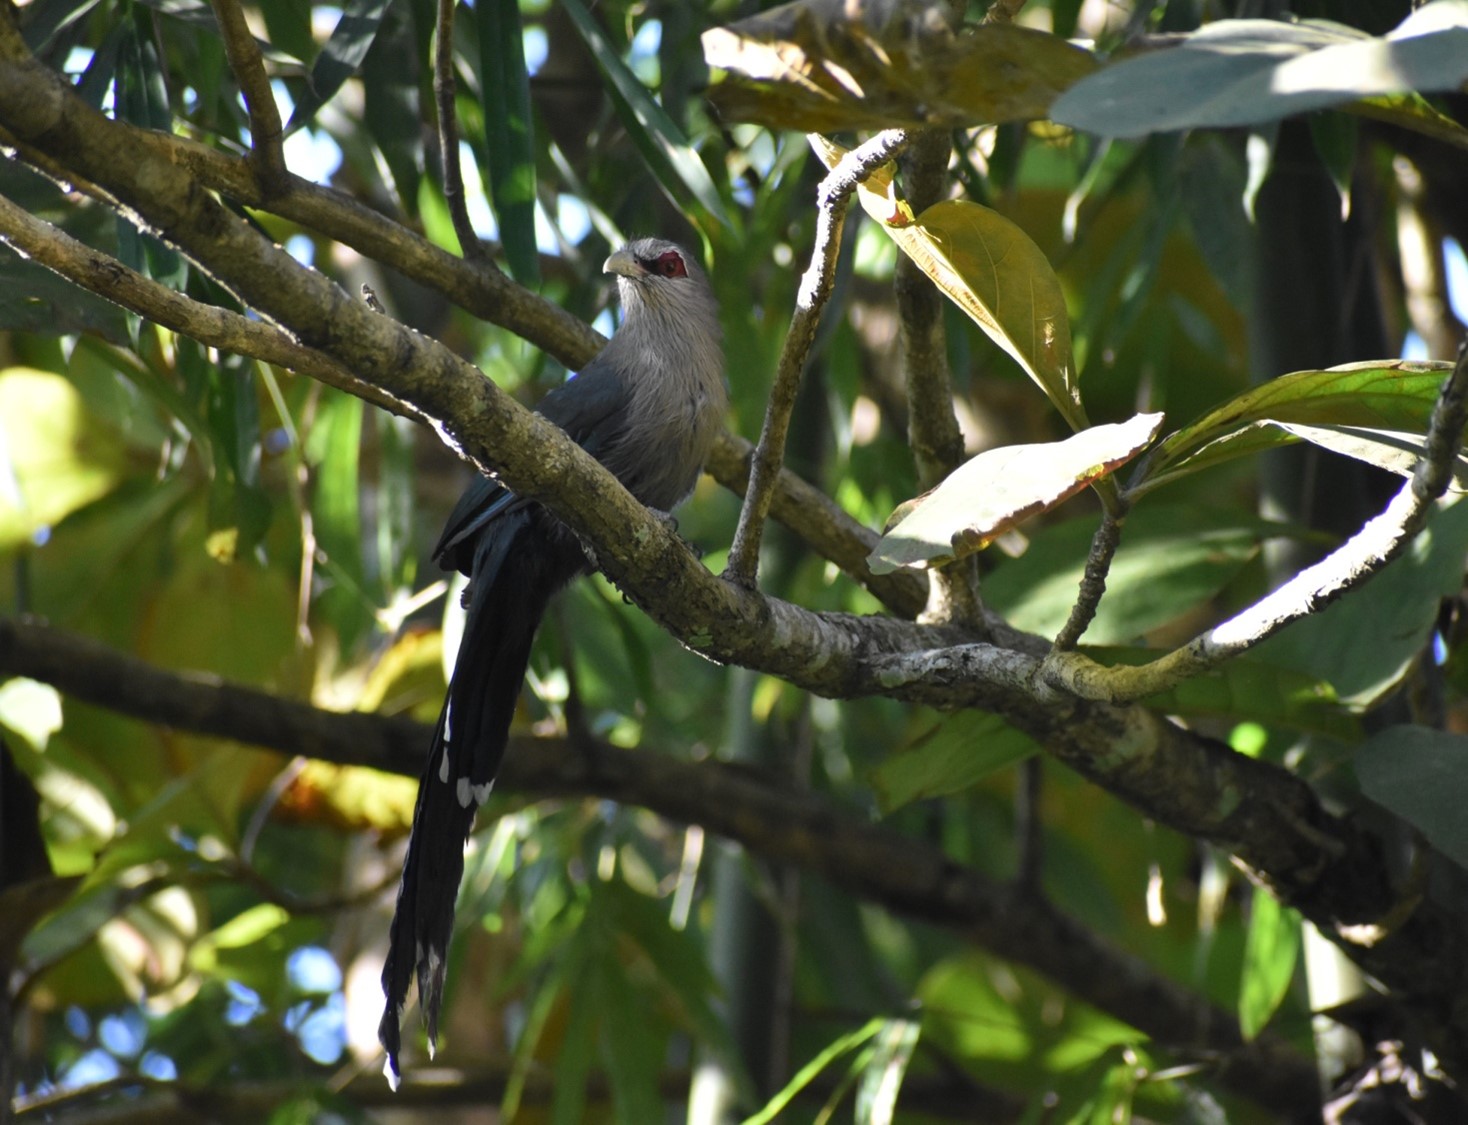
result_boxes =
[703,0,1096,132]
[1239,888,1300,1039]
[1053,3,1468,138]
[870,414,1162,574]
[1356,725,1468,870]
[0,368,128,551]
[815,140,1085,428]
[1139,360,1452,494]
[1272,422,1468,491]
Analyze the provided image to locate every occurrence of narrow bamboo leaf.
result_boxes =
[815,139,1084,429]
[870,414,1161,574]
[288,0,393,131]
[1053,4,1468,138]
[742,1019,886,1125]
[702,0,1096,132]
[562,0,730,228]
[855,1020,921,1124]
[871,712,1038,814]
[477,0,540,282]
[1239,888,1300,1040]
[1356,725,1468,870]
[1140,360,1453,493]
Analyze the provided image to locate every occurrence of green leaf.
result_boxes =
[1258,497,1468,705]
[1356,725,1468,869]
[869,414,1162,574]
[561,0,731,229]
[855,1019,921,1124]
[1052,4,1468,137]
[476,0,540,283]
[1271,421,1468,491]
[871,712,1038,814]
[1238,888,1300,1040]
[0,368,128,551]
[1139,360,1452,494]
[703,2,1097,132]
[742,1018,886,1125]
[288,0,393,131]
[817,142,1086,430]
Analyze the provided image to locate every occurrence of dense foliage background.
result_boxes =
[3,0,1468,1121]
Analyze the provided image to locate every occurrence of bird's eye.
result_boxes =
[651,250,688,278]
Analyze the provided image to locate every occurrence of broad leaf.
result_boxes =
[703,0,1096,132]
[1239,889,1301,1040]
[1273,422,1468,492]
[1053,3,1468,137]
[869,414,1161,574]
[1356,725,1468,869]
[871,712,1039,813]
[1138,360,1452,494]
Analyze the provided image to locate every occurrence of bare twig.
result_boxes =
[1043,342,1468,700]
[982,0,1030,24]
[208,0,287,195]
[724,129,912,587]
[432,0,487,263]
[1052,500,1129,651]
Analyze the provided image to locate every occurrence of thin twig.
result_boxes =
[724,129,912,587]
[1044,341,1468,700]
[433,0,487,263]
[1014,755,1044,893]
[0,193,429,425]
[208,0,287,195]
[1052,500,1129,651]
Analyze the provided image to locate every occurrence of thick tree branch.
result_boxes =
[724,130,910,586]
[0,618,1316,1117]
[3,42,1467,1081]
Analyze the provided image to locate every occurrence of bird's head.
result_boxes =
[603,238,714,322]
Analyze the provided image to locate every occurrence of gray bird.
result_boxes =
[379,238,727,1085]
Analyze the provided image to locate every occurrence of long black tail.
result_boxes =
[379,511,580,1085]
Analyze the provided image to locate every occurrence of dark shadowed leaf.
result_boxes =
[1052,3,1468,138]
[703,0,1096,132]
[477,0,540,283]
[1356,725,1468,869]
[869,414,1162,574]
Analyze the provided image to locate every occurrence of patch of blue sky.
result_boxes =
[629,20,662,86]
[98,1011,146,1059]
[287,945,343,994]
[61,1048,120,1089]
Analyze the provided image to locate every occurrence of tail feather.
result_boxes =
[379,512,580,1084]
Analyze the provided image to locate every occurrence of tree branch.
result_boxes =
[724,130,910,587]
[0,617,1317,1117]
[431,0,486,263]
[207,0,286,195]
[3,39,1467,1081]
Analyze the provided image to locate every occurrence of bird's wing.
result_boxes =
[432,357,630,572]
